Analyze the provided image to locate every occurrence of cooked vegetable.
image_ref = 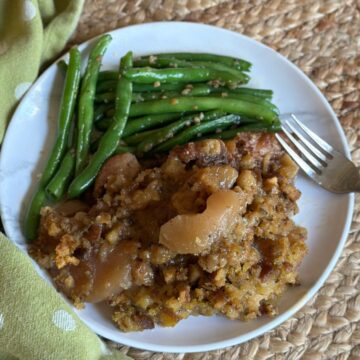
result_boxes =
[139,53,252,71]
[133,57,191,68]
[25,43,283,242]
[206,122,282,140]
[124,67,248,84]
[68,51,133,198]
[134,57,248,82]
[24,47,81,241]
[45,150,75,201]
[98,70,117,81]
[96,112,181,132]
[57,59,68,76]
[94,103,113,122]
[211,93,278,114]
[154,114,242,152]
[115,144,136,154]
[133,83,186,92]
[123,129,158,145]
[23,189,47,241]
[129,97,277,123]
[75,34,112,174]
[96,79,117,93]
[123,113,181,136]
[96,81,273,101]
[136,110,227,154]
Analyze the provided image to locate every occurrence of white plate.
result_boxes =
[0,22,354,353]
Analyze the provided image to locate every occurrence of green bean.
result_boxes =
[137,110,226,154]
[57,60,68,76]
[134,58,249,82]
[42,48,81,185]
[96,91,176,103]
[133,90,277,112]
[139,53,252,71]
[129,85,226,102]
[96,80,117,93]
[94,103,113,122]
[96,86,273,106]
[95,91,163,103]
[154,114,242,152]
[24,47,81,241]
[130,97,278,123]
[132,93,152,102]
[68,51,133,198]
[133,58,191,68]
[124,67,248,84]
[23,189,47,242]
[97,81,184,93]
[95,90,192,103]
[95,88,273,110]
[191,61,249,82]
[132,92,186,102]
[205,122,282,140]
[105,108,115,118]
[212,93,279,114]
[95,92,114,103]
[98,70,117,81]
[89,128,104,152]
[178,85,273,99]
[123,113,180,136]
[115,145,135,154]
[228,87,273,99]
[96,112,181,133]
[133,83,185,92]
[45,150,75,201]
[123,129,159,145]
[96,79,273,100]
[95,117,112,131]
[95,88,202,103]
[75,34,112,174]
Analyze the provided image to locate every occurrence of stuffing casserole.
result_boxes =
[30,133,307,332]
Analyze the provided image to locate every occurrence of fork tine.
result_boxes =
[275,134,318,178]
[285,120,328,163]
[291,114,334,156]
[281,127,323,171]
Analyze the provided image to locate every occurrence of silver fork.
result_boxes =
[275,114,360,193]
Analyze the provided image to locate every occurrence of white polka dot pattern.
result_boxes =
[52,310,76,332]
[23,0,36,21]
[14,82,32,100]
[100,341,112,355]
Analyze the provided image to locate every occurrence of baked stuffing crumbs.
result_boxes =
[30,133,307,332]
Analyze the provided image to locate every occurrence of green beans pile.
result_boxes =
[24,34,281,241]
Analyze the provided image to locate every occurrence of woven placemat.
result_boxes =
[72,1,360,359]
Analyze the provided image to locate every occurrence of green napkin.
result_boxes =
[0,2,132,359]
[0,235,131,360]
[0,0,83,142]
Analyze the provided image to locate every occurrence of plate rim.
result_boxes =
[0,21,355,353]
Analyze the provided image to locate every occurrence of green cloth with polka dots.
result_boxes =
[0,0,83,143]
[0,2,132,359]
[0,234,132,360]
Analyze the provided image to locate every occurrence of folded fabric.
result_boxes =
[0,1,132,359]
[0,234,131,360]
[0,0,82,142]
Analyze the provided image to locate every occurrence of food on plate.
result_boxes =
[24,34,307,332]
[30,134,307,331]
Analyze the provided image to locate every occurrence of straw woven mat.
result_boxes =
[71,1,360,359]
